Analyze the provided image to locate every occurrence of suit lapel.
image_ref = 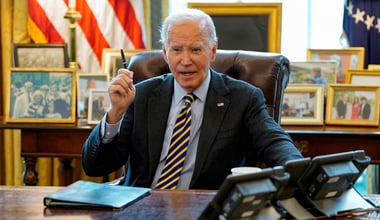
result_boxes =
[147,76,174,178]
[191,71,230,185]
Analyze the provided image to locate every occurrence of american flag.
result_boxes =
[343,0,380,67]
[27,0,146,73]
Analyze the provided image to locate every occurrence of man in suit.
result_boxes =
[82,8,303,190]
[360,97,371,119]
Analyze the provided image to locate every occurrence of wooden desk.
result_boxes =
[0,186,379,219]
[1,122,380,186]
[284,125,380,164]
[0,186,215,220]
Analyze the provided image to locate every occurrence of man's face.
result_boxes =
[162,21,217,92]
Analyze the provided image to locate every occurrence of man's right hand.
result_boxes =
[106,68,135,124]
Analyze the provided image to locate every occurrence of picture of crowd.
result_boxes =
[334,94,371,120]
[10,75,72,119]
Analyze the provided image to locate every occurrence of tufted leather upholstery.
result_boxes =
[127,49,290,123]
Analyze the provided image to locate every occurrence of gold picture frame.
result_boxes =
[325,84,380,126]
[306,47,365,84]
[346,69,380,85]
[281,85,324,125]
[188,2,282,53]
[77,73,109,118]
[12,43,69,68]
[5,68,76,124]
[101,48,144,77]
[368,64,380,70]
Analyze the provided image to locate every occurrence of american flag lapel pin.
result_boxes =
[217,102,224,107]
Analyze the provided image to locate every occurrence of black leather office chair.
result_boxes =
[111,49,291,185]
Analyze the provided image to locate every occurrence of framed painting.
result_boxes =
[281,85,324,125]
[87,89,110,124]
[306,47,365,83]
[5,68,76,123]
[101,48,143,77]
[77,73,109,118]
[12,43,69,68]
[289,60,337,93]
[188,2,282,53]
[325,84,380,126]
[346,69,380,85]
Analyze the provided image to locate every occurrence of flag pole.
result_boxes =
[64,7,81,69]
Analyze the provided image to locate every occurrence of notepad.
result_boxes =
[43,180,151,210]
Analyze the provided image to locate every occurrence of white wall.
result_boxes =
[168,0,344,62]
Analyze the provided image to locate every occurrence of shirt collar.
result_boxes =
[173,69,210,104]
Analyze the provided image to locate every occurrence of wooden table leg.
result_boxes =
[22,157,38,186]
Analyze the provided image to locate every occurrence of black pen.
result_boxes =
[120,49,128,69]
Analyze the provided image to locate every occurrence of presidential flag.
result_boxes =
[27,0,146,73]
[343,0,380,67]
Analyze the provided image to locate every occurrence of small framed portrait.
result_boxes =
[5,68,76,123]
[101,48,143,77]
[12,43,69,68]
[289,60,337,94]
[346,69,380,85]
[188,2,282,53]
[306,47,365,84]
[77,73,109,118]
[325,84,380,126]
[281,85,324,125]
[87,89,110,124]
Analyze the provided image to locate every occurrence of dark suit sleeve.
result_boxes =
[244,87,302,167]
[82,119,130,177]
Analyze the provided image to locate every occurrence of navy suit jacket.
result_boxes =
[82,70,302,189]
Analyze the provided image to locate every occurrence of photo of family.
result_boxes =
[326,85,380,126]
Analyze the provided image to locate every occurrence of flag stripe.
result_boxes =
[76,0,110,66]
[28,0,65,43]
[109,0,145,48]
[27,0,146,73]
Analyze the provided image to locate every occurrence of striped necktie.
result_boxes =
[155,93,196,190]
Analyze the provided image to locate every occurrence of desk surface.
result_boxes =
[0,186,215,220]
[1,186,380,220]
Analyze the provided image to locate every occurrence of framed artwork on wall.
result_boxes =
[325,84,380,126]
[12,43,69,68]
[281,85,324,125]
[306,47,365,84]
[188,2,282,53]
[5,68,76,123]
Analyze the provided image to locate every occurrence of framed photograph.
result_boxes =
[368,64,380,70]
[101,48,143,77]
[289,60,337,93]
[5,68,76,123]
[87,89,111,124]
[77,73,109,118]
[306,47,365,84]
[281,85,324,125]
[188,2,282,53]
[12,43,69,68]
[325,84,380,126]
[346,69,380,85]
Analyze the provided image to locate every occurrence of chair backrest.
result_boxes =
[127,49,290,123]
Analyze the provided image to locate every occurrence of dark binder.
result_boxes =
[43,180,151,210]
